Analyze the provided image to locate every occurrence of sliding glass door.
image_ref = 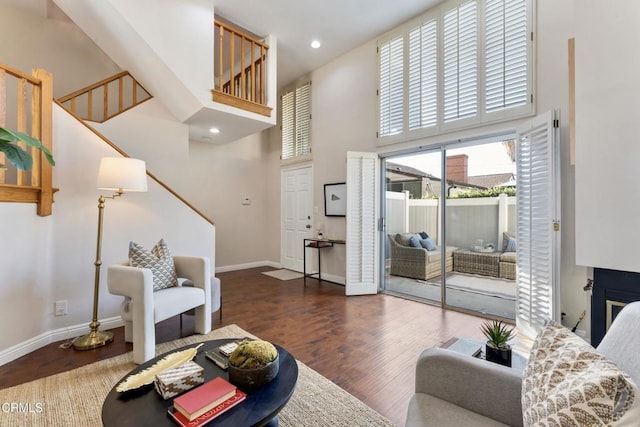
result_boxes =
[382,140,517,319]
[384,150,443,303]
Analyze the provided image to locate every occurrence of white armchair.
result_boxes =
[107,255,212,364]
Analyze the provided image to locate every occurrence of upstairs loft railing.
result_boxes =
[57,71,152,123]
[212,19,272,117]
[0,62,54,216]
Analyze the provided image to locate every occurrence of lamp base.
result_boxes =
[72,330,114,350]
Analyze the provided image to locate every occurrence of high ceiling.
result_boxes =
[212,0,441,90]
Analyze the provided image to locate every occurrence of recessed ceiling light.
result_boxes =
[209,127,221,134]
[310,40,321,49]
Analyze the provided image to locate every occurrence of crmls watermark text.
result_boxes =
[1,402,44,413]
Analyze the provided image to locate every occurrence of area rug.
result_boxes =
[0,324,395,427]
[261,269,304,281]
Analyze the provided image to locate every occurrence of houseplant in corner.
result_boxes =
[227,339,279,391]
[481,320,514,367]
[0,127,55,170]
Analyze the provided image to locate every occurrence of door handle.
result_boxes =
[306,224,311,229]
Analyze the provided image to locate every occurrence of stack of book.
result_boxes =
[168,377,246,426]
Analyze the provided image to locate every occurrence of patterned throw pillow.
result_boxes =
[129,239,178,291]
[522,321,640,426]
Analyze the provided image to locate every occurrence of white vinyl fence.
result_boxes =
[386,191,515,250]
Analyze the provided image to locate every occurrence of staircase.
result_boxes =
[52,0,277,145]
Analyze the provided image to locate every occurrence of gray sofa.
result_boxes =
[406,301,640,426]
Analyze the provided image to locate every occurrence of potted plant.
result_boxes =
[227,339,279,391]
[480,320,514,367]
[0,126,55,170]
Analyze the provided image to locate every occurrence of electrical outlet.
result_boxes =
[55,300,68,316]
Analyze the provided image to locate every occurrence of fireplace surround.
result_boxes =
[591,268,640,346]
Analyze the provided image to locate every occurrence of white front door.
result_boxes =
[281,166,313,272]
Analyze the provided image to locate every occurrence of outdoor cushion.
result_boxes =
[396,233,415,246]
[500,252,516,263]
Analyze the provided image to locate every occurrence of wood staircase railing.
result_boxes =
[0,63,54,216]
[212,19,272,117]
[57,71,152,123]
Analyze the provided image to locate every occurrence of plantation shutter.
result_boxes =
[443,0,478,123]
[485,0,528,112]
[295,83,311,156]
[281,91,295,159]
[346,152,380,296]
[515,110,561,339]
[281,83,311,160]
[408,19,438,130]
[379,36,404,137]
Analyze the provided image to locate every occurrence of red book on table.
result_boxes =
[168,389,247,427]
[173,377,237,421]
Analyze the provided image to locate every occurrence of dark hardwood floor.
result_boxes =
[0,267,489,426]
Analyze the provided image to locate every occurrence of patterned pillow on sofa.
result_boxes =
[522,320,640,426]
[129,238,178,291]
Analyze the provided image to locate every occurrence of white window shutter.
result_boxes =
[515,110,561,339]
[295,83,311,156]
[443,0,478,123]
[281,91,294,159]
[409,19,438,130]
[485,0,528,112]
[379,36,404,137]
[281,82,311,160]
[346,152,380,296]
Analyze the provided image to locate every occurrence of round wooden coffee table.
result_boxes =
[102,338,298,426]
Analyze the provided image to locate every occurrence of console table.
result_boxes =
[303,238,345,285]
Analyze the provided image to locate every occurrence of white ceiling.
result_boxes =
[212,0,441,90]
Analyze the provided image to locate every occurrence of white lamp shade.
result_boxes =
[97,157,148,192]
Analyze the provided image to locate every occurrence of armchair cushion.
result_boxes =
[420,237,437,251]
[522,320,640,426]
[129,238,178,291]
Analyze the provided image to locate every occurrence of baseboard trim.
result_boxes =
[0,316,124,367]
[216,260,280,273]
[319,273,346,285]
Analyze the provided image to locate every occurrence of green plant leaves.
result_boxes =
[481,320,514,349]
[0,127,55,169]
[0,140,32,170]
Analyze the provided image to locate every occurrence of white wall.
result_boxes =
[574,1,640,274]
[0,0,122,99]
[91,99,190,187]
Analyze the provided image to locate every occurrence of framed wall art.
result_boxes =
[324,182,346,217]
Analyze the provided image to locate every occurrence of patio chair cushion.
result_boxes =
[396,233,415,246]
[499,252,516,263]
[409,235,422,248]
[420,237,437,251]
[522,320,640,426]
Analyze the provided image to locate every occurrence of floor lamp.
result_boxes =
[72,157,148,351]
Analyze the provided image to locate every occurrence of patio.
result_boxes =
[385,271,515,319]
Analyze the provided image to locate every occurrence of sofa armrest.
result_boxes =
[107,263,154,301]
[391,242,428,262]
[173,256,211,289]
[415,347,523,426]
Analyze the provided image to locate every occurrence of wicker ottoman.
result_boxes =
[452,249,501,277]
[499,252,516,280]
